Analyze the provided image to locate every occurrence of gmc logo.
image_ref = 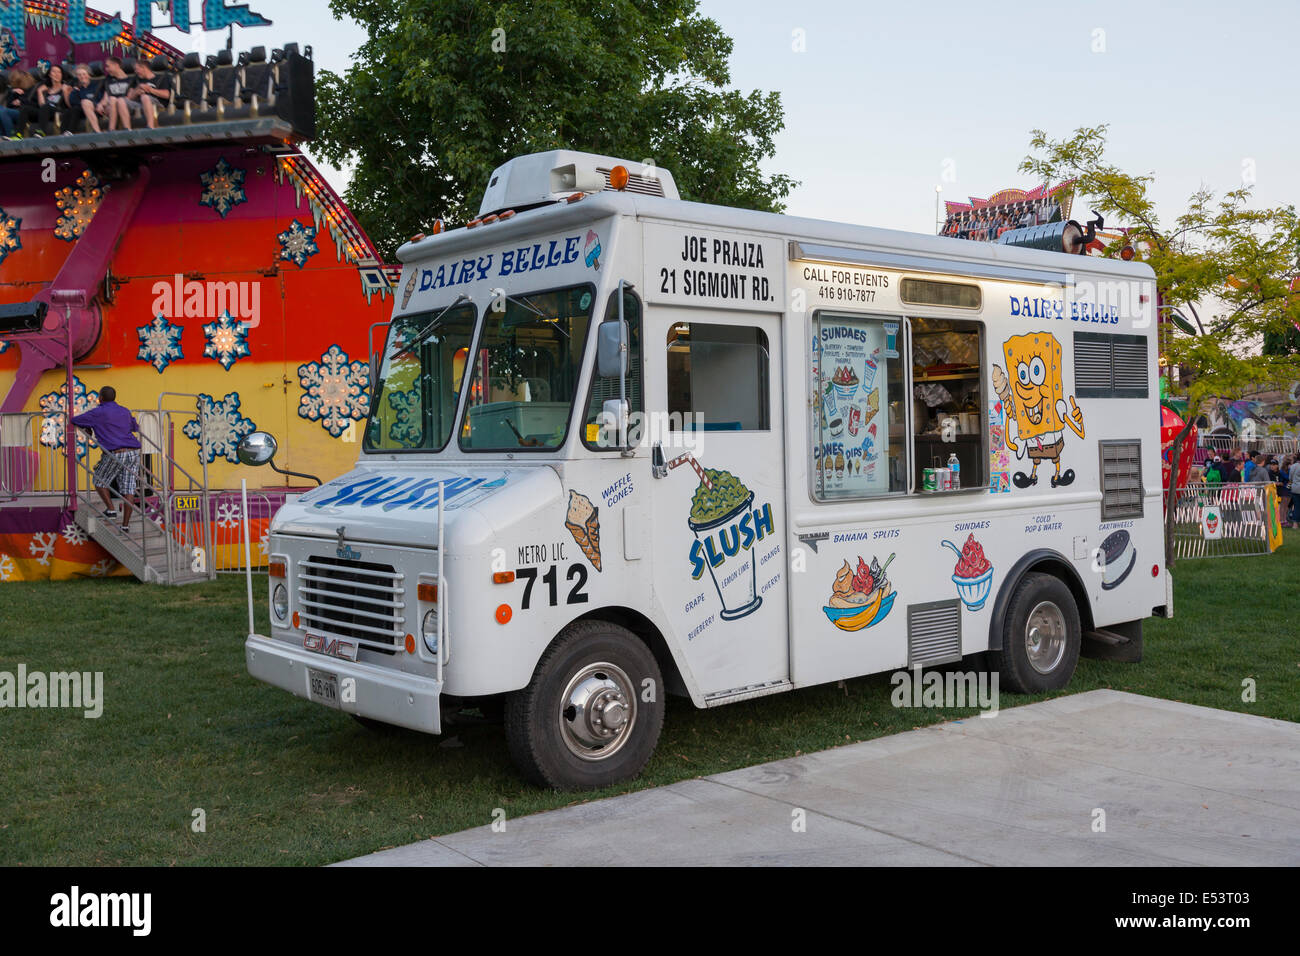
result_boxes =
[303,633,358,662]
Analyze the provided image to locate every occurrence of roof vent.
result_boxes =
[478,150,679,217]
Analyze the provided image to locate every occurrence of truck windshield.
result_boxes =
[459,284,595,450]
[364,301,477,452]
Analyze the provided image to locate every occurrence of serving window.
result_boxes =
[810,311,988,499]
[812,313,907,498]
[910,316,988,493]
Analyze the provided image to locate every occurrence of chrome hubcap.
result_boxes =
[559,662,636,761]
[1025,600,1067,674]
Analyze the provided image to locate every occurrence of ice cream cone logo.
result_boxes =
[565,490,602,571]
[584,229,602,270]
[401,271,417,309]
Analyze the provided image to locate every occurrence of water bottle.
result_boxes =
[947,452,961,490]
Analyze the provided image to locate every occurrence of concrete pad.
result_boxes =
[336,690,1300,867]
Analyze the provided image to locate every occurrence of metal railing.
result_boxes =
[1194,435,1299,463]
[1171,481,1274,560]
[213,489,278,573]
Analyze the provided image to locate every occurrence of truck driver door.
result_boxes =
[646,307,789,699]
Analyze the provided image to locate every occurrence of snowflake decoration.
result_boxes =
[39,377,99,460]
[0,206,21,266]
[88,559,116,578]
[0,29,18,71]
[387,388,422,448]
[215,500,243,529]
[199,157,248,218]
[258,529,270,556]
[183,392,256,464]
[0,554,14,581]
[137,313,185,373]
[202,310,251,370]
[53,171,105,242]
[277,218,319,268]
[60,519,88,547]
[28,532,57,566]
[298,344,370,437]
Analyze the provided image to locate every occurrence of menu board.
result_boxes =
[814,317,892,496]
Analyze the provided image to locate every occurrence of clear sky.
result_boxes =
[150,0,1297,236]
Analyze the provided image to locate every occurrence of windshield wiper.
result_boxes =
[500,293,570,339]
[394,293,470,358]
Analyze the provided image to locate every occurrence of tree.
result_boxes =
[1021,125,1300,566]
[313,0,796,258]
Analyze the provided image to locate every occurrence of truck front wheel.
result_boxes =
[994,572,1081,694]
[505,621,665,789]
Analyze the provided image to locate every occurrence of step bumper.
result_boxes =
[244,633,443,734]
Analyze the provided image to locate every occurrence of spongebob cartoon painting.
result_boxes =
[993,332,1084,488]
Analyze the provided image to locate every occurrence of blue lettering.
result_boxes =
[310,475,388,509]
[689,541,706,580]
[704,536,725,569]
[530,245,547,270]
[563,236,581,263]
[476,254,493,280]
[753,503,774,541]
[546,240,563,267]
[737,511,755,551]
[719,525,740,558]
[499,250,515,275]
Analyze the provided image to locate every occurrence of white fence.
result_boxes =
[1171,481,1276,560]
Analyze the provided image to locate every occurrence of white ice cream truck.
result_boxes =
[242,150,1169,789]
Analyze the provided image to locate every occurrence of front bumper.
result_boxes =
[245,633,443,734]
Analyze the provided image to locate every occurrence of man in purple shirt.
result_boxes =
[70,385,141,530]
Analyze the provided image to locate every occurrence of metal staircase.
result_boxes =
[67,400,216,586]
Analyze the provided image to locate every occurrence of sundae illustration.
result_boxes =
[863,386,880,425]
[822,553,896,631]
[564,490,602,571]
[943,534,993,610]
[831,365,859,400]
[584,229,602,270]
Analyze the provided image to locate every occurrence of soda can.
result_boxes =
[922,468,937,491]
[937,467,952,491]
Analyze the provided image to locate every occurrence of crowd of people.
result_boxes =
[942,198,1061,242]
[1190,449,1300,526]
[1,56,173,138]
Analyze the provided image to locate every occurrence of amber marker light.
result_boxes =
[609,165,630,191]
[493,571,515,584]
[269,561,286,578]
[466,218,482,228]
[405,634,416,654]
[430,219,444,235]
[292,611,300,629]
[495,604,512,624]
[418,583,438,602]
[481,213,499,224]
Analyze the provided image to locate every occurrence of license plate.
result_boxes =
[308,668,340,708]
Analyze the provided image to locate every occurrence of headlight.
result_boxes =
[421,607,439,654]
[272,583,288,621]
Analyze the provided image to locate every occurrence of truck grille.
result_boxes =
[298,555,405,654]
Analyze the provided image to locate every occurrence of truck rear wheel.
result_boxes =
[505,620,664,790]
[995,572,1081,694]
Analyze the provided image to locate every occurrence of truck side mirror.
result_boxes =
[596,319,628,378]
[237,431,278,466]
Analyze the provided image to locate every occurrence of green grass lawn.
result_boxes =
[1,534,1296,866]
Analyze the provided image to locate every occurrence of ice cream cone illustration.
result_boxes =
[401,271,417,309]
[565,490,602,571]
[992,364,1015,421]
